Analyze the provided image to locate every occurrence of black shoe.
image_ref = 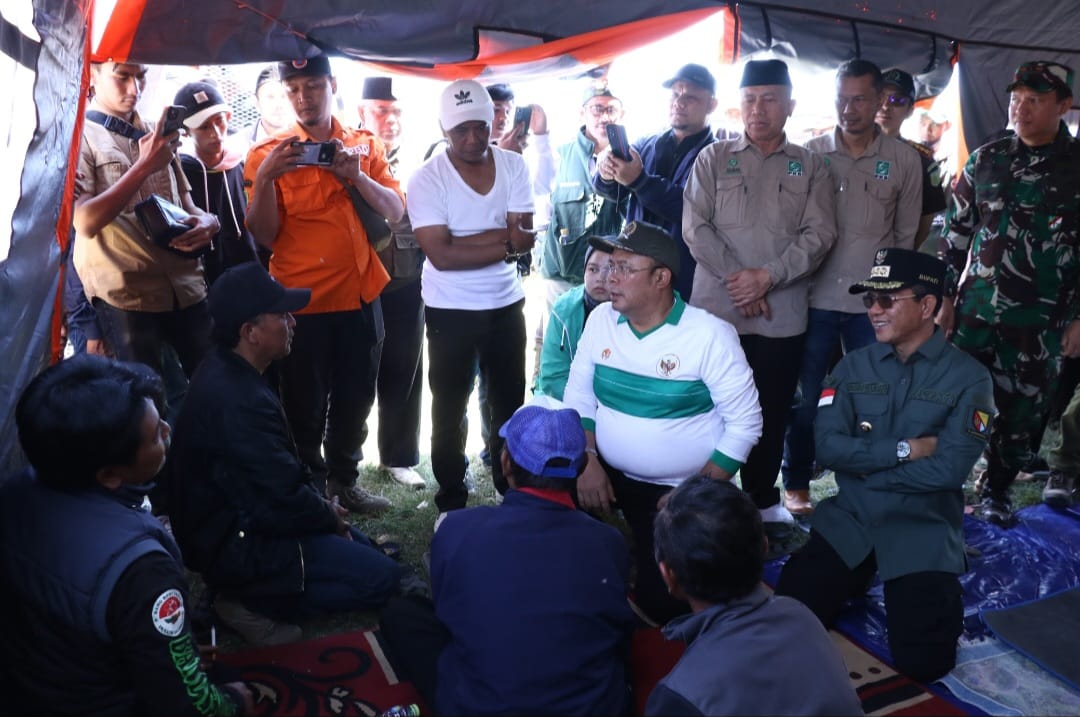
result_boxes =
[1042,470,1079,509]
[980,492,1016,527]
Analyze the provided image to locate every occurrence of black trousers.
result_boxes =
[376,279,424,467]
[425,301,526,512]
[608,468,688,625]
[279,304,384,492]
[739,333,806,509]
[93,298,211,381]
[775,530,963,682]
[378,595,449,709]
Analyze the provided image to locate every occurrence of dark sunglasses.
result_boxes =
[861,292,920,310]
[883,94,912,108]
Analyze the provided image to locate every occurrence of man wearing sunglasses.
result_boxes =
[776,248,994,683]
[939,60,1080,527]
[875,68,949,251]
[782,60,922,517]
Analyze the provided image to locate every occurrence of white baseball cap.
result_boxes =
[439,79,494,131]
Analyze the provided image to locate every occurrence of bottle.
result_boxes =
[378,706,420,717]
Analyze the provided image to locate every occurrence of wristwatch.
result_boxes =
[896,440,912,463]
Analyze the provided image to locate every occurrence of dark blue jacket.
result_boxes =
[592,127,715,300]
[431,489,635,716]
[0,470,179,714]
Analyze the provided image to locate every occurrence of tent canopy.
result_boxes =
[1,0,1078,472]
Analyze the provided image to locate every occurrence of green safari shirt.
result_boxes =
[812,327,995,580]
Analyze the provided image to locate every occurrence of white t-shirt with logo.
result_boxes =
[407,147,534,310]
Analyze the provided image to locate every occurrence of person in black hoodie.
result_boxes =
[175,81,263,285]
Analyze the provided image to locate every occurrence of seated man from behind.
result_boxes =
[534,243,612,400]
[648,476,862,716]
[168,262,403,646]
[379,399,636,716]
[0,355,252,716]
[776,249,995,682]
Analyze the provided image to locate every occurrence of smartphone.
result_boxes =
[606,123,632,162]
[292,141,336,166]
[159,105,186,137]
[513,105,533,136]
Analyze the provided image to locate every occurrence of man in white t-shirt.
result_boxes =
[407,80,536,514]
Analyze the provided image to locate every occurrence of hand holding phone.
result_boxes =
[292,141,336,166]
[606,123,632,162]
[513,105,533,137]
[159,105,185,137]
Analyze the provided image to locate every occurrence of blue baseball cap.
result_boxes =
[498,401,586,480]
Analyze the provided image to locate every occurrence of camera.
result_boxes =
[292,141,336,166]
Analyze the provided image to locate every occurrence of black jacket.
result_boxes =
[168,347,339,598]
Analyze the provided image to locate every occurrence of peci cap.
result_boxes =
[848,248,946,296]
[882,68,916,101]
[362,77,396,101]
[1006,60,1074,97]
[498,398,587,480]
[209,262,311,332]
[174,81,231,130]
[439,79,495,131]
[589,222,680,279]
[740,59,792,89]
[278,54,333,81]
[663,63,716,94]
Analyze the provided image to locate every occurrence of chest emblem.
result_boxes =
[726,157,740,173]
[601,348,611,360]
[874,160,891,180]
[657,354,680,377]
[787,160,803,177]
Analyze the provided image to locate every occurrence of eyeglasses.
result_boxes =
[601,262,658,278]
[883,94,912,108]
[586,103,623,118]
[861,293,921,309]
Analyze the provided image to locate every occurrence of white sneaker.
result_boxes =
[386,466,425,489]
[759,502,795,526]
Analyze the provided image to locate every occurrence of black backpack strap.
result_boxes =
[85,110,148,141]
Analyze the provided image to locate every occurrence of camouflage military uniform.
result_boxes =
[939,121,1080,499]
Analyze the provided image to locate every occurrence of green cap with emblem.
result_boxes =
[848,248,946,297]
[1006,61,1074,97]
[589,221,680,279]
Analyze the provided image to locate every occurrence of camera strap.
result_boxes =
[85,110,147,141]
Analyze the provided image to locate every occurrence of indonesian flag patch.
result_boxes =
[818,388,836,408]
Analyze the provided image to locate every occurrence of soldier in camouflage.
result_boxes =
[938,60,1080,526]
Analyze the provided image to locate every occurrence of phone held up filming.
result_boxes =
[606,124,632,162]
[292,141,337,166]
[159,105,185,137]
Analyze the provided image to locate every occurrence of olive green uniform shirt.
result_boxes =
[813,328,995,580]
[683,134,837,338]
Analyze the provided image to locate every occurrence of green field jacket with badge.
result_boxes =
[542,128,625,284]
[812,328,995,580]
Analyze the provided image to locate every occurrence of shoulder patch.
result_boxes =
[966,407,993,440]
[152,589,185,637]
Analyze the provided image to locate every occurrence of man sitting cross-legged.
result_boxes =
[168,262,404,646]
[647,475,862,716]
[379,399,636,716]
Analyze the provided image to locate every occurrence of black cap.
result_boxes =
[740,59,792,89]
[254,65,279,95]
[209,262,311,332]
[589,222,680,279]
[362,77,396,101]
[278,55,332,81]
[663,63,716,94]
[173,81,231,130]
[882,68,916,101]
[848,248,946,296]
[485,83,514,102]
